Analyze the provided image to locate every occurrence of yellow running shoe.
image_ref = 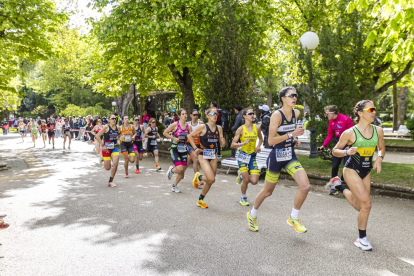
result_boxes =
[240,197,250,206]
[197,199,208,209]
[247,211,259,232]
[193,172,200,188]
[287,216,307,233]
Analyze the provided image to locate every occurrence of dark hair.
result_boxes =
[192,109,198,113]
[210,101,218,107]
[278,86,296,106]
[324,105,338,114]
[241,107,253,123]
[353,100,373,123]
[177,108,186,116]
[234,105,242,112]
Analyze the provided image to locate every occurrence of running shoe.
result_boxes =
[197,199,208,209]
[329,189,339,195]
[166,166,174,180]
[125,173,129,178]
[108,182,117,188]
[0,221,9,230]
[247,211,259,232]
[198,181,205,189]
[193,172,200,188]
[236,170,242,185]
[135,169,140,174]
[240,197,250,206]
[287,216,307,233]
[156,166,162,171]
[171,185,181,193]
[325,176,341,190]
[354,237,373,251]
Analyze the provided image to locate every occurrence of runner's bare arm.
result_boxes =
[373,126,385,173]
[218,126,226,147]
[163,122,178,142]
[256,124,263,152]
[332,129,356,157]
[267,112,285,146]
[231,127,245,149]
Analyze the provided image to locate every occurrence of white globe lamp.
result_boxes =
[300,31,319,50]
[111,101,116,107]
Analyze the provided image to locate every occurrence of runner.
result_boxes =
[331,100,385,251]
[246,87,309,233]
[47,118,55,148]
[186,109,205,189]
[62,118,71,150]
[95,115,120,187]
[118,115,136,178]
[91,119,104,162]
[132,116,144,174]
[18,119,25,142]
[164,109,192,193]
[28,119,38,147]
[188,108,226,208]
[231,108,263,206]
[144,118,161,171]
[39,120,47,147]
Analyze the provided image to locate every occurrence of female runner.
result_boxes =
[91,119,104,161]
[164,109,192,193]
[332,100,385,251]
[144,118,161,171]
[247,87,309,233]
[96,114,120,187]
[188,108,226,208]
[133,116,145,174]
[231,108,263,206]
[28,119,38,147]
[62,118,72,150]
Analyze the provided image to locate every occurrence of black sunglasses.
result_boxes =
[246,112,254,116]
[110,118,116,120]
[285,93,298,98]
[134,119,139,121]
[192,114,198,116]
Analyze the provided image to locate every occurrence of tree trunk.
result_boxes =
[397,86,408,128]
[391,69,398,131]
[168,64,195,112]
[115,84,135,119]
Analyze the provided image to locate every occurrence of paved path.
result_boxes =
[1,134,414,276]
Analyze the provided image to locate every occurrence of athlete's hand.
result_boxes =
[220,137,226,146]
[195,148,203,154]
[241,139,250,146]
[347,147,358,156]
[318,145,324,152]
[255,146,261,153]
[102,146,107,151]
[373,157,382,174]
[295,140,301,147]
[173,137,180,143]
[292,125,304,136]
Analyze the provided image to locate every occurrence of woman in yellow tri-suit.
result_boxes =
[231,108,263,206]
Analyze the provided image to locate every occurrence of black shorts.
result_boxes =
[48,131,55,138]
[170,145,188,166]
[147,140,158,153]
[344,163,371,180]
[120,142,135,157]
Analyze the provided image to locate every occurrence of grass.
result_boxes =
[384,138,414,147]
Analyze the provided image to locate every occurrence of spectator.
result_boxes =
[2,118,9,135]
[302,112,310,124]
[141,110,151,130]
[374,116,382,127]
[86,115,95,142]
[163,113,171,127]
[259,105,271,148]
[319,105,354,195]
[55,119,62,138]
[229,105,243,159]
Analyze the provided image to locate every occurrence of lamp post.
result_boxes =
[300,31,319,158]
[111,101,116,112]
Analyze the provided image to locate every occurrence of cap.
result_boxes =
[259,105,270,112]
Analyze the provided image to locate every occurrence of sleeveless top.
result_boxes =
[147,127,158,145]
[200,123,219,150]
[273,109,296,150]
[103,125,119,145]
[62,124,70,132]
[96,125,103,133]
[134,124,143,142]
[31,123,37,135]
[240,124,258,155]
[172,121,189,147]
[41,125,47,133]
[121,124,133,143]
[189,120,201,145]
[345,125,378,169]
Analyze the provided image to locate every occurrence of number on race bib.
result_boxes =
[203,149,216,159]
[237,152,251,164]
[177,144,187,153]
[150,139,157,146]
[124,135,131,142]
[105,142,115,149]
[275,147,292,162]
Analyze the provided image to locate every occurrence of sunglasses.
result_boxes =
[134,119,139,121]
[362,107,376,113]
[110,118,116,120]
[192,114,199,116]
[246,112,254,116]
[208,112,218,116]
[151,121,156,124]
[285,93,298,98]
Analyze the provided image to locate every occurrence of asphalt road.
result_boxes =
[1,133,414,276]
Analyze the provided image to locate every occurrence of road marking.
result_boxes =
[399,257,414,266]
[378,270,399,276]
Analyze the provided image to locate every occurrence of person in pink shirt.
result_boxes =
[319,105,354,195]
[140,110,151,131]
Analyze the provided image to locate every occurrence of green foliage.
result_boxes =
[60,104,111,118]
[405,117,414,140]
[294,105,305,120]
[381,122,393,128]
[31,105,49,116]
[155,120,165,137]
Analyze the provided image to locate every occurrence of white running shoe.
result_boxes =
[171,185,181,193]
[166,166,174,180]
[354,237,373,251]
[325,176,341,190]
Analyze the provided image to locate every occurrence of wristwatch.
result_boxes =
[287,132,293,139]
[378,156,384,160]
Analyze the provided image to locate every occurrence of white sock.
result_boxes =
[290,208,300,220]
[250,208,258,217]
[241,194,247,199]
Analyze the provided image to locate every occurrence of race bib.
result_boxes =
[203,149,216,159]
[275,147,292,162]
[124,135,131,142]
[178,133,187,143]
[237,152,251,164]
[105,142,115,149]
[150,139,157,146]
[177,144,187,153]
[64,131,70,136]
[357,147,375,157]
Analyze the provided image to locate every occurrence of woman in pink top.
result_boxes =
[319,105,354,194]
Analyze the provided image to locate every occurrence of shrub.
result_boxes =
[294,105,304,120]
[405,117,414,140]
[381,121,393,128]
[60,104,111,118]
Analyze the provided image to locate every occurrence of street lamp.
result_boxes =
[300,31,319,158]
[111,101,116,112]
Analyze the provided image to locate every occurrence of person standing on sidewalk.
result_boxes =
[319,105,354,195]
[247,87,309,233]
[229,105,243,160]
[259,105,272,149]
[331,100,385,251]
